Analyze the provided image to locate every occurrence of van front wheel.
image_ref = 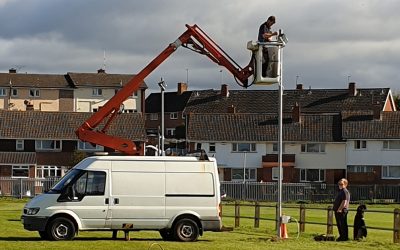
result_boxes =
[47,217,76,241]
[173,218,199,242]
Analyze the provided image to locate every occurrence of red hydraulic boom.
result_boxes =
[75,24,255,155]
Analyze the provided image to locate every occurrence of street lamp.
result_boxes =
[158,78,166,156]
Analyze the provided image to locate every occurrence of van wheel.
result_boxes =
[173,218,199,242]
[38,231,50,240]
[47,217,76,241]
[159,229,174,241]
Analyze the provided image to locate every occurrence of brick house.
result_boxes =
[184,83,398,184]
[145,82,191,155]
[0,110,146,178]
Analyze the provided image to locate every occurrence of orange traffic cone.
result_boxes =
[280,223,288,239]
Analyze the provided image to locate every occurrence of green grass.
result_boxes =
[0,198,399,250]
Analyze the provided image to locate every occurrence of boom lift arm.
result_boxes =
[75,24,255,155]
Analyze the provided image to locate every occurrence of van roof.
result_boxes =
[83,155,216,162]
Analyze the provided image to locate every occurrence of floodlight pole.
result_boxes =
[158,78,166,156]
[277,41,284,239]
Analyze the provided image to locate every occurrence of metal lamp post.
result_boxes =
[158,78,166,156]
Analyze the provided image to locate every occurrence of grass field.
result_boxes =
[0,197,399,250]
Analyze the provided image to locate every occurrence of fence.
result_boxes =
[221,201,400,243]
[0,177,59,198]
[221,181,400,203]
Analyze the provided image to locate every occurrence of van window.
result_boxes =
[74,171,106,197]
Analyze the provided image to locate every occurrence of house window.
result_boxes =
[382,166,400,179]
[0,88,6,96]
[11,89,18,96]
[92,88,103,96]
[272,167,279,180]
[16,140,24,151]
[300,169,325,182]
[301,143,325,153]
[36,166,62,178]
[132,91,138,97]
[29,89,40,97]
[348,165,374,173]
[35,140,61,151]
[209,143,216,152]
[232,168,256,181]
[383,140,400,150]
[232,143,256,152]
[272,143,285,152]
[149,113,158,121]
[170,112,178,120]
[78,141,104,151]
[12,166,29,178]
[354,140,367,150]
[196,143,202,150]
[166,128,175,136]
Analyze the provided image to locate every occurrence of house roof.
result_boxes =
[342,111,400,139]
[184,87,390,114]
[0,152,36,165]
[0,73,70,88]
[0,110,146,141]
[187,113,342,142]
[67,72,147,89]
[145,91,193,113]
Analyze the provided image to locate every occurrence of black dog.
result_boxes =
[353,204,368,240]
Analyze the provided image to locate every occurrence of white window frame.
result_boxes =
[272,167,279,181]
[78,141,104,151]
[12,165,29,178]
[382,166,400,179]
[272,143,285,153]
[300,169,325,182]
[170,112,178,120]
[231,168,257,181]
[347,165,374,173]
[209,143,216,152]
[29,89,40,97]
[301,143,325,153]
[149,113,158,121]
[35,140,62,151]
[232,143,256,152]
[16,140,24,151]
[92,88,103,96]
[0,88,6,96]
[166,128,175,136]
[383,140,400,150]
[36,165,63,178]
[354,140,367,150]
[11,88,18,97]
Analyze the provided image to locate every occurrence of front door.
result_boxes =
[65,170,110,229]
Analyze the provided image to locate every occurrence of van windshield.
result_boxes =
[50,169,83,192]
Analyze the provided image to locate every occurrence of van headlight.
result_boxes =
[25,207,40,215]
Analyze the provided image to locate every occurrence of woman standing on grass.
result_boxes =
[333,178,350,241]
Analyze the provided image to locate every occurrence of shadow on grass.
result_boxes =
[0,236,211,242]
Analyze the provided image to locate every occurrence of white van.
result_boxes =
[21,156,222,241]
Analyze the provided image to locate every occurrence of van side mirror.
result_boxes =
[57,185,78,202]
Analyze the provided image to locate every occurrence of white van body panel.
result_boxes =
[22,156,221,238]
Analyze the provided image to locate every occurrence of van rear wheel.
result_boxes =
[47,217,76,241]
[173,218,199,242]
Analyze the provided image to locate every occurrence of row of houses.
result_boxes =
[0,69,399,187]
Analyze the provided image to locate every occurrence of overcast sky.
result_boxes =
[0,0,399,94]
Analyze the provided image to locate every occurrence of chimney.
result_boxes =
[9,68,17,73]
[177,82,188,95]
[292,102,301,123]
[296,83,303,90]
[220,84,229,97]
[227,105,236,113]
[373,102,382,120]
[348,82,357,96]
[97,68,106,73]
